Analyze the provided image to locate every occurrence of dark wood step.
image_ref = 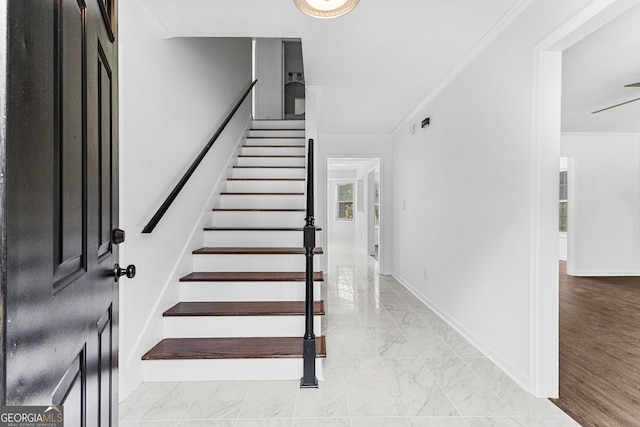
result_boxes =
[180,271,324,282]
[220,192,304,196]
[163,301,325,317]
[212,208,305,212]
[142,336,326,360]
[203,226,321,231]
[227,178,305,181]
[243,145,304,148]
[238,155,305,158]
[248,131,304,135]
[193,247,322,255]
[232,166,304,169]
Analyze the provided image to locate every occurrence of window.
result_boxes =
[559,170,567,232]
[336,182,354,220]
[374,181,380,227]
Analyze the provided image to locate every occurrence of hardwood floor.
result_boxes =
[552,261,640,426]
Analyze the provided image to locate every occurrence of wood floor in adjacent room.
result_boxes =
[552,261,640,427]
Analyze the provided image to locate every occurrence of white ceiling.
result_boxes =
[562,4,640,132]
[139,0,519,135]
[139,0,640,135]
[327,158,378,171]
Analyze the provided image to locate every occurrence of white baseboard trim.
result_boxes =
[572,269,640,277]
[391,271,531,393]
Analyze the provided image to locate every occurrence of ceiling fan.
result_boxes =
[592,82,640,114]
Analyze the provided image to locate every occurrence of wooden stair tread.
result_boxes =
[193,247,323,255]
[238,155,304,158]
[247,128,304,133]
[212,208,305,212]
[233,166,304,169]
[142,336,326,360]
[244,145,304,148]
[164,301,325,317]
[220,192,304,195]
[227,178,305,181]
[204,226,321,231]
[180,271,324,282]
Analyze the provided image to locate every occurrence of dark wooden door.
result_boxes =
[1,0,123,425]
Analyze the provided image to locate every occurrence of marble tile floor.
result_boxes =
[120,244,580,427]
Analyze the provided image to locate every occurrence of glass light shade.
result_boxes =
[293,0,359,19]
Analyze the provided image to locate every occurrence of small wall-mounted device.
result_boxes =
[421,117,430,128]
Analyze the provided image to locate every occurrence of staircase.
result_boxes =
[141,120,326,382]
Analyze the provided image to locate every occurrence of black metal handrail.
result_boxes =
[142,79,257,233]
[301,138,318,388]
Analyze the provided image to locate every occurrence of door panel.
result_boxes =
[2,0,121,424]
[97,307,113,427]
[52,351,85,426]
[54,0,87,288]
[97,44,114,259]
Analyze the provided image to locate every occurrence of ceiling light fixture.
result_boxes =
[293,0,359,19]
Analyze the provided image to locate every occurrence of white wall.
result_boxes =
[562,133,640,275]
[255,38,282,119]
[390,0,596,394]
[119,1,251,399]
[317,135,393,274]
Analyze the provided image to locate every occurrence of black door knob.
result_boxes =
[112,228,126,245]
[113,263,136,282]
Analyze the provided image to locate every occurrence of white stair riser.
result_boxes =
[212,211,305,227]
[242,146,305,156]
[180,281,322,302]
[204,230,303,247]
[192,254,321,272]
[248,129,305,138]
[217,195,304,209]
[252,120,305,130]
[231,168,305,179]
[244,138,305,146]
[237,156,305,167]
[226,180,305,193]
[163,316,321,338]
[143,359,323,382]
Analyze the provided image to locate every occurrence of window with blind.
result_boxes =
[559,170,568,232]
[336,182,354,220]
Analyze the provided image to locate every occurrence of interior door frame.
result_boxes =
[323,156,383,265]
[529,0,640,397]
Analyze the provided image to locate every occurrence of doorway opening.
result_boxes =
[531,0,640,419]
[326,158,381,261]
[551,4,640,423]
[282,40,305,120]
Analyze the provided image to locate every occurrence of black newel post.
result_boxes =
[301,138,318,388]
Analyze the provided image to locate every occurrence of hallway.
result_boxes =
[120,245,578,426]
